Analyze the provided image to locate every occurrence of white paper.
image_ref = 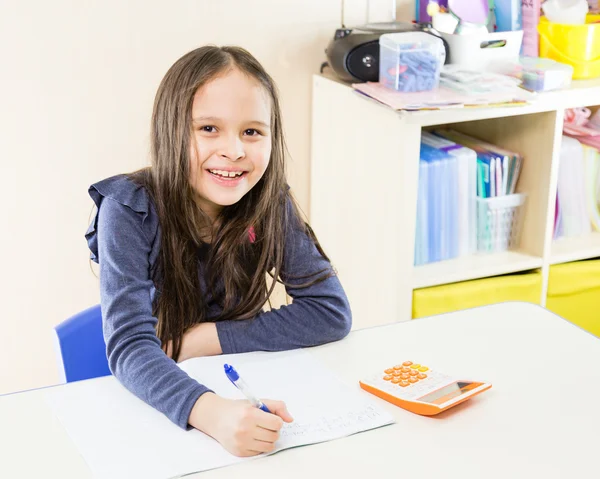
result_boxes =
[45,349,394,479]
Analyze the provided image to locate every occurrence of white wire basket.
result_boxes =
[476,193,527,253]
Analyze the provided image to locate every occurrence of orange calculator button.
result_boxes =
[383,375,393,381]
[392,370,401,377]
[402,361,413,366]
[401,367,411,373]
[418,373,427,379]
[410,364,421,369]
[409,370,418,376]
[392,378,401,384]
[399,381,410,387]
[400,373,410,379]
[384,368,394,374]
[418,366,429,372]
[408,377,418,383]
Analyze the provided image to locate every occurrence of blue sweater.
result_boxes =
[85,175,352,429]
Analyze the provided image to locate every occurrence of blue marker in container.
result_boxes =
[224,364,271,413]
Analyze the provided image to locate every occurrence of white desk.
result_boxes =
[2,302,600,478]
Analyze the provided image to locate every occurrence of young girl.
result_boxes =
[85,45,352,457]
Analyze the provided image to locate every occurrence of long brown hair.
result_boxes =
[130,45,332,361]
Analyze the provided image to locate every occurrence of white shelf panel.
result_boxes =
[327,75,600,127]
[550,232,600,265]
[413,251,543,289]
[404,78,600,127]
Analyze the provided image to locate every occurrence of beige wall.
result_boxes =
[0,0,411,394]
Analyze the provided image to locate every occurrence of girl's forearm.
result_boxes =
[177,322,223,362]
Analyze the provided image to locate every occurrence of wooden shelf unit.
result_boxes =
[550,232,600,265]
[310,74,600,331]
[412,251,544,290]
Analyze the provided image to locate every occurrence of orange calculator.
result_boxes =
[359,361,491,416]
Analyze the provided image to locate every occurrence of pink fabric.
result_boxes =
[564,108,600,137]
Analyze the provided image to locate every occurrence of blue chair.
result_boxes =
[53,304,111,383]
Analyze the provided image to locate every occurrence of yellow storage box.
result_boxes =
[546,260,600,337]
[538,15,600,80]
[413,271,542,319]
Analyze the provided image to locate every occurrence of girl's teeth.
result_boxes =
[210,169,243,178]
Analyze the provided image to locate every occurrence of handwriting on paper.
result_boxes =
[280,405,385,438]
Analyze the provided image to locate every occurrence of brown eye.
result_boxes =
[244,129,260,136]
[201,126,216,133]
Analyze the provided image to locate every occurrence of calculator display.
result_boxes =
[417,381,481,405]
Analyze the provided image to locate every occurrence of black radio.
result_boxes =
[324,22,449,83]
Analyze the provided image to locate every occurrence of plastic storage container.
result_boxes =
[439,30,523,71]
[518,57,574,92]
[538,15,600,79]
[476,193,527,253]
[379,32,444,92]
[546,260,600,337]
[412,270,542,319]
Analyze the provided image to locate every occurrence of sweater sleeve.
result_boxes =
[215,198,352,354]
[95,196,210,429]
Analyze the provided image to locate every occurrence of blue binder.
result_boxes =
[417,144,459,264]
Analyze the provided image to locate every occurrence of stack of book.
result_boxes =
[555,135,600,238]
[415,130,525,266]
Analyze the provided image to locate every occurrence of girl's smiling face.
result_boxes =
[189,68,272,220]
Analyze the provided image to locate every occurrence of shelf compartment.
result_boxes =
[311,74,600,326]
[550,232,600,265]
[412,251,543,289]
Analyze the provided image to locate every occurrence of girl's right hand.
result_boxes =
[189,392,294,457]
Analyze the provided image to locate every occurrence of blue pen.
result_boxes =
[224,364,271,413]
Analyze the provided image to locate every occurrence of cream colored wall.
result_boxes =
[0,0,412,395]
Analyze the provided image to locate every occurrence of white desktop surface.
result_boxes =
[2,302,599,478]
